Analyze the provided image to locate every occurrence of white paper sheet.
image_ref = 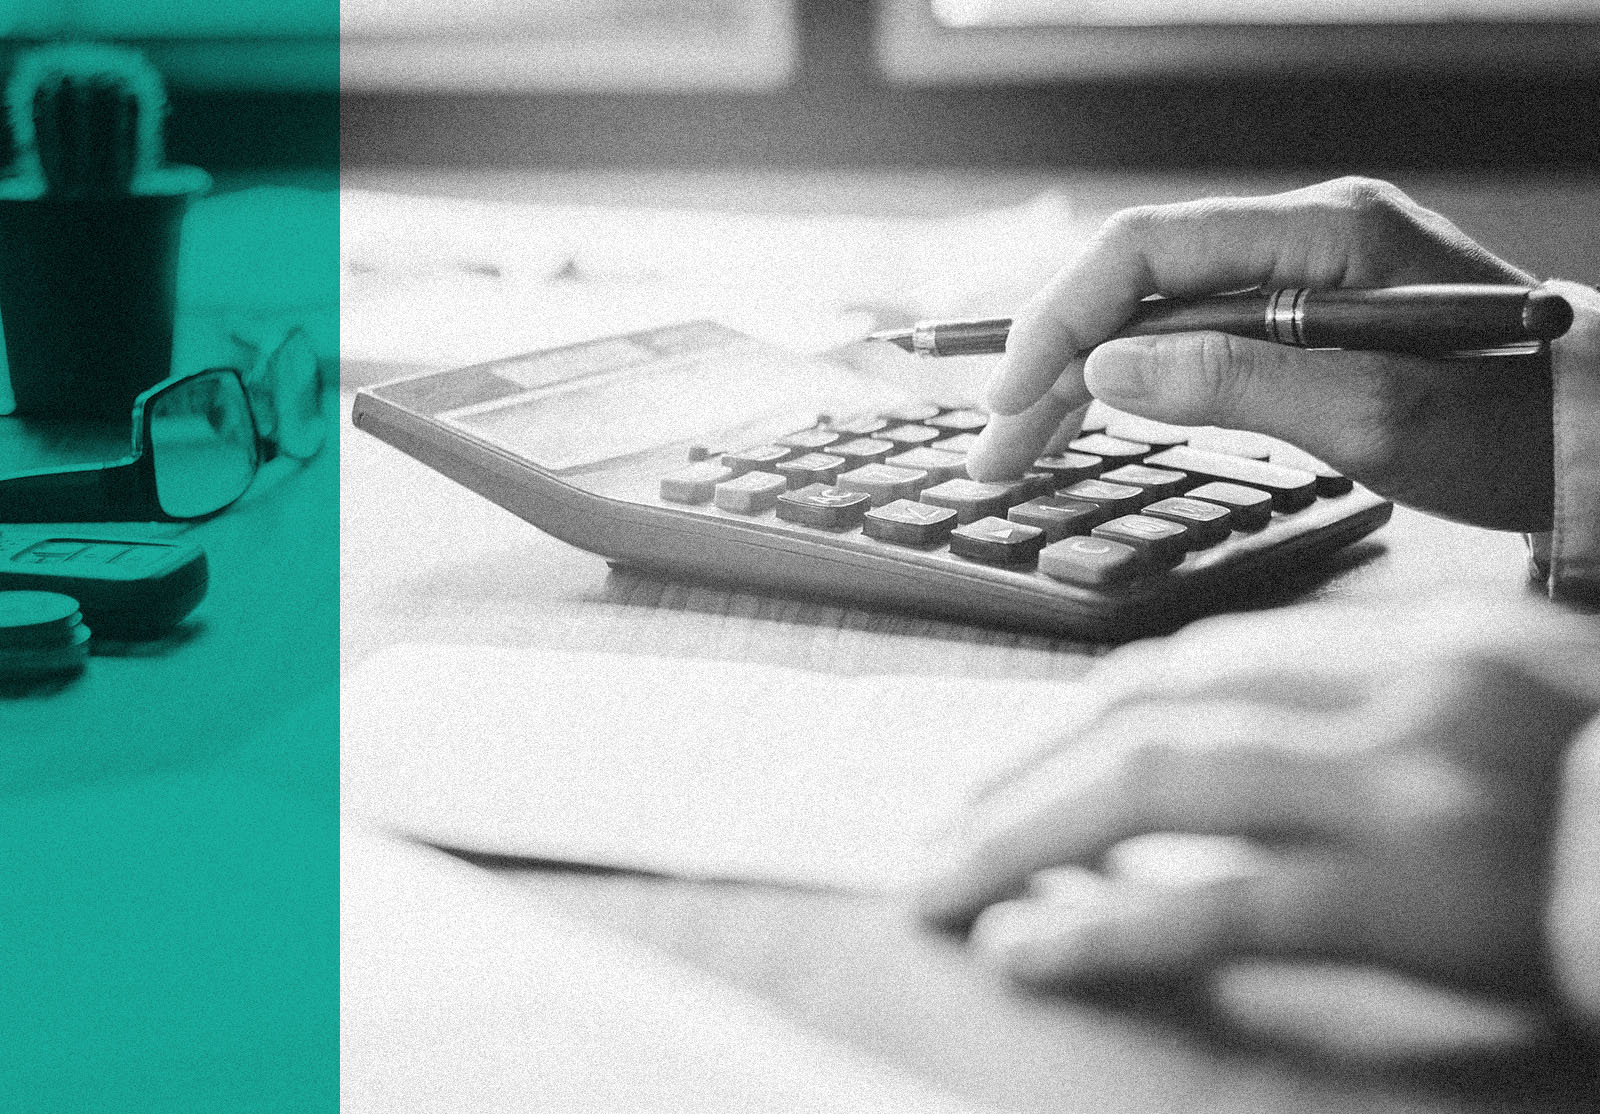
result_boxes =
[340,644,1096,892]
[341,825,999,1114]
[336,188,1087,380]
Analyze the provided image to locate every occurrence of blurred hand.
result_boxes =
[969,177,1555,532]
[909,598,1600,998]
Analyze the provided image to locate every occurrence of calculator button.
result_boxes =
[1189,428,1274,460]
[1029,452,1103,485]
[1100,464,1188,501]
[1185,481,1273,530]
[879,424,943,447]
[1144,446,1316,510]
[1039,536,1141,586]
[1007,496,1102,542]
[1055,478,1148,517]
[777,452,847,488]
[1067,433,1149,464]
[1080,401,1113,432]
[879,401,943,423]
[837,463,929,506]
[829,438,896,465]
[1141,496,1232,545]
[920,478,1032,524]
[863,499,958,546]
[776,484,872,529]
[1093,514,1191,565]
[661,461,735,503]
[830,415,891,436]
[928,409,989,434]
[950,517,1046,565]
[722,444,794,475]
[1270,445,1354,496]
[1105,414,1192,447]
[886,447,968,484]
[777,427,841,451]
[1019,473,1063,500]
[714,471,788,514]
[934,432,983,455]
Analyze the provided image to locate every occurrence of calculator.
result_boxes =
[352,321,1391,641]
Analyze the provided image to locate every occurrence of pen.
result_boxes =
[871,284,1573,359]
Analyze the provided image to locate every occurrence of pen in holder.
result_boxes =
[0,44,210,418]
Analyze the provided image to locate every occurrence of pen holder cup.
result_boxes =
[0,184,202,418]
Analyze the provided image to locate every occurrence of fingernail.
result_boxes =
[1084,338,1154,402]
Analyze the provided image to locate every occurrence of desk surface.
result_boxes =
[335,168,1600,1114]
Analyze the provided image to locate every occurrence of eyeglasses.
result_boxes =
[0,326,325,522]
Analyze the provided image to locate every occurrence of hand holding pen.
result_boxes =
[906,178,1579,533]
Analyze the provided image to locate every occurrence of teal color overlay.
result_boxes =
[0,10,337,1113]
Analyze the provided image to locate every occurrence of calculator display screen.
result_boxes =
[429,331,872,472]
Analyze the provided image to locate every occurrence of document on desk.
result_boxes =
[340,644,1097,892]
[337,187,1087,381]
[343,825,999,1114]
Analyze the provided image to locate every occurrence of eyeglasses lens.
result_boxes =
[150,371,257,518]
[255,327,325,461]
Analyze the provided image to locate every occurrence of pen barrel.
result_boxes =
[1121,285,1569,355]
[1294,284,1569,354]
[921,316,1013,357]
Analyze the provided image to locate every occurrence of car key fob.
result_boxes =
[0,533,208,638]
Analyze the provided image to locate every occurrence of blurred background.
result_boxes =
[4,1,1596,175]
[334,0,1600,172]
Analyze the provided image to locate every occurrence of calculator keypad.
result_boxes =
[656,402,1364,592]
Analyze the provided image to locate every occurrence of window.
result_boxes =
[339,0,796,91]
[879,0,1600,82]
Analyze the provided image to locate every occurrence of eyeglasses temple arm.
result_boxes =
[0,459,145,522]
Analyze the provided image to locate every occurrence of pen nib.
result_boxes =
[868,328,916,354]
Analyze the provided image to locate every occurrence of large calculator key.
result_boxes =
[838,463,930,506]
[1080,400,1113,433]
[1141,496,1232,545]
[1055,478,1148,518]
[879,401,943,423]
[830,415,891,436]
[1185,481,1273,530]
[1270,444,1355,496]
[920,478,1032,524]
[950,517,1046,565]
[1030,452,1103,485]
[935,432,983,455]
[928,409,989,434]
[1007,496,1102,542]
[1105,414,1192,447]
[1092,514,1191,565]
[714,471,788,513]
[777,451,847,488]
[829,437,896,466]
[863,499,958,546]
[661,461,735,504]
[1067,433,1149,464]
[1189,427,1274,460]
[1040,535,1141,586]
[722,444,794,475]
[1144,446,1317,511]
[879,424,943,447]
[886,447,968,484]
[776,484,873,529]
[777,427,841,451]
[1100,464,1188,501]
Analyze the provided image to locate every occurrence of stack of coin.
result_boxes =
[0,591,90,679]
